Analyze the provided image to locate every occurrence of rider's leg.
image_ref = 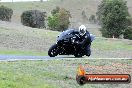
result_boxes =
[86,45,91,56]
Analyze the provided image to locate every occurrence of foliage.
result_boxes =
[97,0,129,38]
[21,10,46,28]
[89,14,96,23]
[82,10,88,21]
[48,7,71,31]
[47,14,59,31]
[126,16,132,26]
[124,26,132,40]
[51,6,60,16]
[0,5,13,21]
[40,0,43,2]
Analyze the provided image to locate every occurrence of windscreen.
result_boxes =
[57,29,75,41]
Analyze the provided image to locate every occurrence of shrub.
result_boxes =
[81,10,88,21]
[21,10,46,28]
[97,0,129,38]
[124,26,132,40]
[89,15,96,23]
[51,6,60,16]
[47,14,59,31]
[126,16,132,26]
[48,7,71,31]
[0,5,13,21]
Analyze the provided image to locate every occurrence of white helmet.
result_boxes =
[79,25,86,36]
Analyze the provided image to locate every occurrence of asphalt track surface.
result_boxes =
[0,55,58,61]
[0,55,131,61]
[0,55,86,61]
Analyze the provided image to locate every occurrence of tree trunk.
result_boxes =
[112,34,115,39]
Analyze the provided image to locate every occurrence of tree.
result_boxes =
[124,26,132,40]
[89,15,96,23]
[97,0,129,38]
[48,7,71,31]
[21,10,46,28]
[40,0,43,2]
[48,14,59,30]
[0,5,13,21]
[51,6,60,16]
[124,16,132,40]
[81,10,88,22]
[57,8,71,31]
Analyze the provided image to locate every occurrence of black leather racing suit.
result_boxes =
[78,31,91,56]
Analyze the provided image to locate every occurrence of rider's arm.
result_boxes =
[78,35,91,45]
[90,33,95,42]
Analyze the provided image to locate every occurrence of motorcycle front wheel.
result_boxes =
[48,44,58,57]
[74,53,83,58]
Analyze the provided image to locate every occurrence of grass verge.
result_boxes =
[0,59,131,88]
[0,49,47,56]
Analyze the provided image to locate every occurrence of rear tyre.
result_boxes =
[86,48,91,57]
[48,44,58,57]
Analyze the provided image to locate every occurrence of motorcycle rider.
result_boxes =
[78,25,94,56]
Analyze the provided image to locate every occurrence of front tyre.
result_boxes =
[48,44,58,57]
[74,53,83,58]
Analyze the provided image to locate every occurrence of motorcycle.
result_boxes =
[48,29,91,57]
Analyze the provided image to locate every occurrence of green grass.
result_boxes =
[0,59,131,88]
[0,26,59,56]
[0,0,132,37]
[0,26,59,38]
[0,25,131,56]
[92,37,132,51]
[0,49,47,56]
